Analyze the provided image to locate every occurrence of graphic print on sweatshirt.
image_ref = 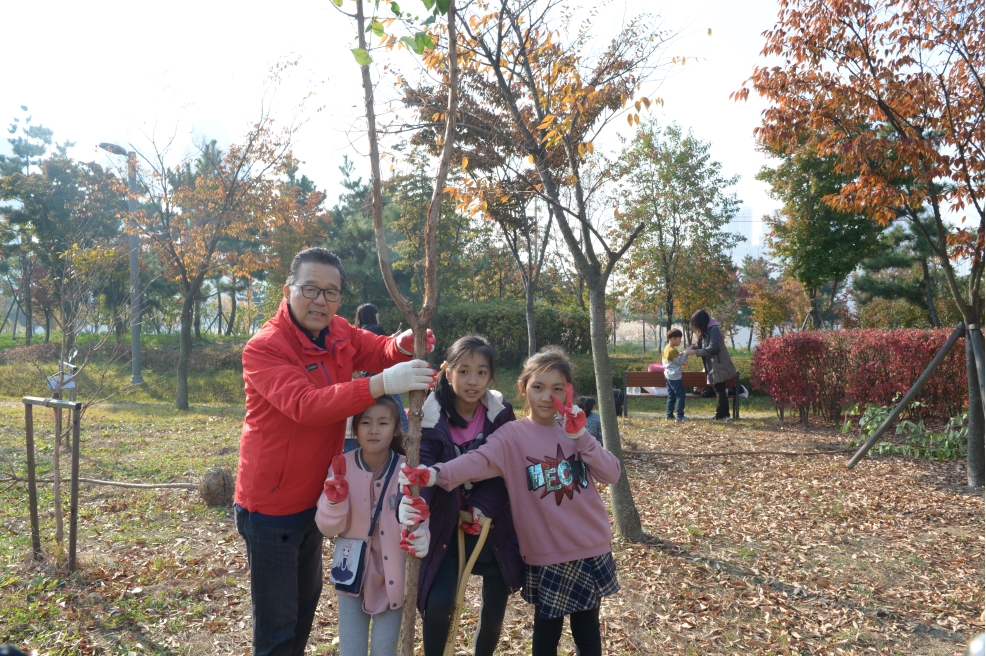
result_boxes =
[525,444,589,505]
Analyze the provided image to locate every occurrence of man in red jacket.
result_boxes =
[234,248,436,656]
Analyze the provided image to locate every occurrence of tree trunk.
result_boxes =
[966,331,984,486]
[921,259,941,328]
[44,309,51,344]
[747,326,754,351]
[177,294,194,411]
[641,318,646,354]
[11,303,18,339]
[589,283,643,539]
[216,290,223,335]
[23,263,32,346]
[525,284,537,357]
[193,294,202,341]
[226,285,237,336]
[808,287,823,330]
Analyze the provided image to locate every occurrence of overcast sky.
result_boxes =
[1,0,783,257]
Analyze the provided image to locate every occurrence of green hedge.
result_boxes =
[432,300,591,368]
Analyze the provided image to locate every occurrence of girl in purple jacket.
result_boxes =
[414,335,523,656]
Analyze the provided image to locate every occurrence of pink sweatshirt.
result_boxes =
[315,450,419,614]
[434,417,622,566]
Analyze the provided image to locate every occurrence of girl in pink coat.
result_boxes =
[316,395,431,656]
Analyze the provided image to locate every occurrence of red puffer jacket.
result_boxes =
[235,299,408,516]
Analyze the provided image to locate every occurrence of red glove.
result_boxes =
[399,464,438,488]
[551,383,586,440]
[460,507,484,535]
[396,329,436,357]
[323,455,349,503]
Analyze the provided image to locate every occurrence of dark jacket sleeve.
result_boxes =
[693,325,721,358]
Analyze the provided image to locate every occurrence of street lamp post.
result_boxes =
[98,142,144,384]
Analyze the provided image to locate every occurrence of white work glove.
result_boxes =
[400,523,430,558]
[398,494,431,526]
[398,464,438,489]
[382,359,435,395]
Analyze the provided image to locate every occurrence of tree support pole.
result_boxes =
[24,404,41,560]
[847,323,964,469]
[68,404,81,572]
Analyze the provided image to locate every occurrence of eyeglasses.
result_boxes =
[291,284,342,302]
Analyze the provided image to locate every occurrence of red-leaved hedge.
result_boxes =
[751,329,968,421]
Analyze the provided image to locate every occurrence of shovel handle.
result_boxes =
[443,513,492,656]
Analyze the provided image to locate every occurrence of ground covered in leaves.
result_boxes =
[0,400,981,655]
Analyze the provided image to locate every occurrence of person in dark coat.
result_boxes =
[686,309,738,421]
[418,335,523,656]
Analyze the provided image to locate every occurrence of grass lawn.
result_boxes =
[0,400,981,655]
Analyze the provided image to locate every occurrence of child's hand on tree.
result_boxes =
[399,464,438,488]
[400,524,430,558]
[398,494,430,525]
[323,455,349,504]
[551,383,586,440]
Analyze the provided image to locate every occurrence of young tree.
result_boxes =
[343,0,460,649]
[135,122,292,410]
[617,120,743,333]
[758,143,882,329]
[432,0,679,540]
[739,0,985,484]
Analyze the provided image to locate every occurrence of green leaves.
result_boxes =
[351,48,372,66]
[368,18,385,37]
[400,31,434,55]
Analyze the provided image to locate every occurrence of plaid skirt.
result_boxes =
[521,553,620,619]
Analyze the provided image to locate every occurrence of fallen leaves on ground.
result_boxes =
[0,404,981,654]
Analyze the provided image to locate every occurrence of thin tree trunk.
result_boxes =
[589,283,643,539]
[921,259,941,328]
[641,318,646,353]
[525,285,537,356]
[226,284,237,336]
[748,325,754,351]
[177,294,194,411]
[966,331,985,486]
[23,261,32,346]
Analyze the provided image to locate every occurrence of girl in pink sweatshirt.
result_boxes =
[401,346,622,656]
[316,395,431,656]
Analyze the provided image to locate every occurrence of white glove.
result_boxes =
[382,360,435,395]
[400,523,430,558]
[398,494,430,526]
[398,464,438,489]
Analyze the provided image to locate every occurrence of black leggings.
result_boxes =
[422,544,509,656]
[714,381,730,419]
[531,607,601,656]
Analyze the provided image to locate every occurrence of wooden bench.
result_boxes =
[621,371,740,419]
